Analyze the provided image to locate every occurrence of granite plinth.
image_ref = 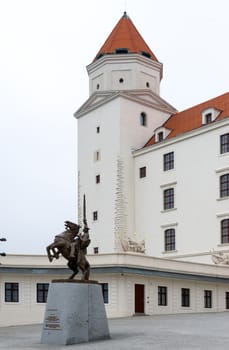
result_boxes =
[41,280,110,345]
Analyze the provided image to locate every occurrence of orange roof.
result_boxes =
[94,12,158,62]
[145,92,229,147]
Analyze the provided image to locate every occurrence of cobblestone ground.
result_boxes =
[0,312,229,350]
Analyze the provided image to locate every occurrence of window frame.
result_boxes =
[221,219,229,244]
[226,291,229,309]
[139,166,146,178]
[101,283,109,304]
[220,133,229,154]
[181,288,190,307]
[164,228,176,251]
[37,283,49,303]
[163,152,174,171]
[163,188,174,210]
[204,290,212,308]
[5,282,19,303]
[93,211,98,221]
[220,174,229,198]
[158,286,167,306]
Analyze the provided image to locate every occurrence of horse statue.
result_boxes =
[46,196,91,280]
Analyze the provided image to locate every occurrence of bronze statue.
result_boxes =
[46,195,91,280]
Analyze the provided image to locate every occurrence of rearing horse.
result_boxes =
[46,220,90,280]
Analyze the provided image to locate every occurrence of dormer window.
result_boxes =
[205,113,212,124]
[158,132,164,142]
[155,126,171,143]
[202,107,220,125]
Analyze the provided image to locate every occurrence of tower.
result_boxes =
[74,13,176,254]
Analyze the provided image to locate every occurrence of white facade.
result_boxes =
[134,118,229,262]
[1,254,229,326]
[75,14,229,264]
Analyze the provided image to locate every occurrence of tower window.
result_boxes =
[140,112,147,126]
[94,247,99,254]
[96,175,100,184]
[139,166,146,178]
[119,78,124,83]
[146,82,150,88]
[141,51,151,59]
[93,211,98,221]
[96,84,100,90]
[94,150,101,161]
[115,48,129,54]
[96,126,100,133]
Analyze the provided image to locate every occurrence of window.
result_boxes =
[146,82,150,88]
[220,133,229,154]
[163,188,174,210]
[140,112,147,126]
[205,113,212,124]
[94,247,99,254]
[115,48,128,54]
[96,84,100,90]
[96,126,100,133]
[94,150,100,161]
[164,229,176,251]
[93,211,98,221]
[96,175,100,184]
[101,283,109,303]
[119,78,124,83]
[225,292,229,309]
[181,288,190,307]
[158,131,164,142]
[204,290,212,308]
[163,152,174,171]
[37,283,49,303]
[220,174,229,198]
[221,219,229,244]
[139,166,146,178]
[158,286,167,306]
[5,283,19,302]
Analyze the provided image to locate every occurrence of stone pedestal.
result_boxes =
[41,280,110,345]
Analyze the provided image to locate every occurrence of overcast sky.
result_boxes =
[0,0,228,255]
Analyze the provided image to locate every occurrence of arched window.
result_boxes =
[220,174,229,198]
[140,112,147,126]
[221,219,229,244]
[164,228,175,251]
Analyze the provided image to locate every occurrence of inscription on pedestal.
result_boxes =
[43,308,62,331]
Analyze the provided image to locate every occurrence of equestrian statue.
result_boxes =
[46,195,91,280]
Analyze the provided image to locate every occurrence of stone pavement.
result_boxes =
[0,312,229,349]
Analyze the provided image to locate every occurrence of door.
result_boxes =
[135,284,145,313]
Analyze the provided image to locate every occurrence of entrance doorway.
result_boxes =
[134,284,145,314]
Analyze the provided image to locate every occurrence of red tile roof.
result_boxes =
[94,12,158,62]
[145,92,229,147]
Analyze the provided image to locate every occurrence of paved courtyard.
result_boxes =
[0,312,229,349]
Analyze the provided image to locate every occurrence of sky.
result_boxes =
[0,0,228,255]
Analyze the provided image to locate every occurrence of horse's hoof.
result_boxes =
[48,256,53,262]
